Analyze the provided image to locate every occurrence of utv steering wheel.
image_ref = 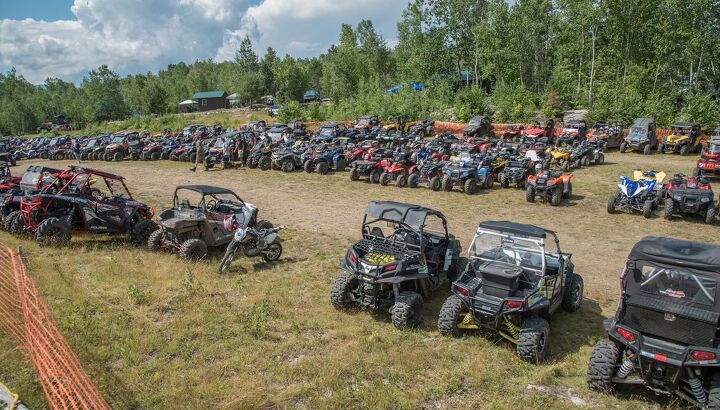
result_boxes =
[206,199,217,211]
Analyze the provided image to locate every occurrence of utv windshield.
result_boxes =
[111,136,125,144]
[469,231,547,273]
[628,127,646,138]
[708,144,720,154]
[638,265,716,306]
[318,128,333,137]
[468,117,484,126]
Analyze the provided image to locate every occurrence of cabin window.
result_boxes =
[201,99,207,106]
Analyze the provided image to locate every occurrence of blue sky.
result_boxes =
[0,0,407,83]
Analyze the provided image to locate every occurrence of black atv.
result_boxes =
[330,201,463,329]
[498,157,536,189]
[438,221,583,363]
[246,141,273,170]
[271,146,304,173]
[587,236,720,408]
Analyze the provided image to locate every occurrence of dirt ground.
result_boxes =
[0,151,712,409]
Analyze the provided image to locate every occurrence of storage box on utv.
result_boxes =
[438,221,583,364]
[587,236,720,409]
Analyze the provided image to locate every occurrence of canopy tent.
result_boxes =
[226,93,239,101]
[178,99,196,106]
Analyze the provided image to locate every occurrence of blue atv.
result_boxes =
[441,152,491,195]
[301,144,346,175]
[607,170,666,218]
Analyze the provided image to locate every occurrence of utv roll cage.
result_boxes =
[361,201,449,254]
[173,185,244,210]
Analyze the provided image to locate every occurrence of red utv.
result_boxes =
[696,134,720,177]
[9,167,157,247]
[48,137,71,160]
[378,151,418,188]
[1,165,63,227]
[104,132,140,161]
[0,163,20,192]
[141,140,163,160]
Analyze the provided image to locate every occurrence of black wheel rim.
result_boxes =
[264,243,281,261]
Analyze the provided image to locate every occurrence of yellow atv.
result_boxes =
[545,147,573,171]
[658,122,702,155]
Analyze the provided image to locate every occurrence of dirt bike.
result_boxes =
[219,214,284,272]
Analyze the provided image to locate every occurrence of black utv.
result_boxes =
[330,201,463,329]
[463,116,494,139]
[587,237,720,409]
[438,221,583,363]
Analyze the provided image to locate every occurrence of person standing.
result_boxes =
[72,138,82,164]
[190,135,205,172]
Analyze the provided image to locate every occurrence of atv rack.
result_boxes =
[355,237,421,261]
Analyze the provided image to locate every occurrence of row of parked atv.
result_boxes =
[608,170,719,224]
[331,201,720,409]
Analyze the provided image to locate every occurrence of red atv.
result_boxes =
[379,151,418,188]
[522,118,555,143]
[695,135,720,177]
[663,173,716,224]
[141,140,163,160]
[10,167,157,247]
[407,159,447,191]
[349,148,393,183]
[344,141,377,163]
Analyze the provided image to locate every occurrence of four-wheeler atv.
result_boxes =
[696,133,720,177]
[407,159,447,191]
[545,147,577,172]
[127,137,144,160]
[301,144,346,175]
[663,173,716,224]
[607,170,666,218]
[463,116,494,139]
[499,157,536,189]
[441,152,491,195]
[526,170,573,206]
[587,236,720,408]
[246,140,273,170]
[149,185,272,260]
[438,221,582,363]
[620,118,657,155]
[10,167,157,247]
[271,146,304,173]
[407,119,435,139]
[379,152,417,187]
[588,120,624,149]
[659,122,702,156]
[330,201,462,328]
[141,140,163,160]
[348,148,393,183]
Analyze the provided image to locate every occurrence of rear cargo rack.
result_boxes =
[354,237,421,260]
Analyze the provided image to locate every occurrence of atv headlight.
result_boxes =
[673,195,682,201]
[701,197,710,203]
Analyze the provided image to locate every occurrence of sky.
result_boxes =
[0,0,409,84]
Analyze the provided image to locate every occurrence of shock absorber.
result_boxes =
[686,369,707,404]
[616,357,635,379]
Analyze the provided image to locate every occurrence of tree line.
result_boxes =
[1,0,719,135]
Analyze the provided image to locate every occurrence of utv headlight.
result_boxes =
[673,195,682,201]
[701,197,710,203]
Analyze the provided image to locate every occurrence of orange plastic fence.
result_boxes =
[0,246,110,410]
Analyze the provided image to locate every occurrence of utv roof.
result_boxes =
[25,165,63,174]
[365,201,444,226]
[175,185,236,196]
[670,122,699,129]
[478,220,548,238]
[631,118,655,127]
[629,236,720,273]
[67,166,125,180]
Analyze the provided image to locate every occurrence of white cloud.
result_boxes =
[0,0,407,83]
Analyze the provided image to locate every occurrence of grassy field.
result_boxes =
[0,151,713,409]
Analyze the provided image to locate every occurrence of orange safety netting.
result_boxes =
[0,246,110,410]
